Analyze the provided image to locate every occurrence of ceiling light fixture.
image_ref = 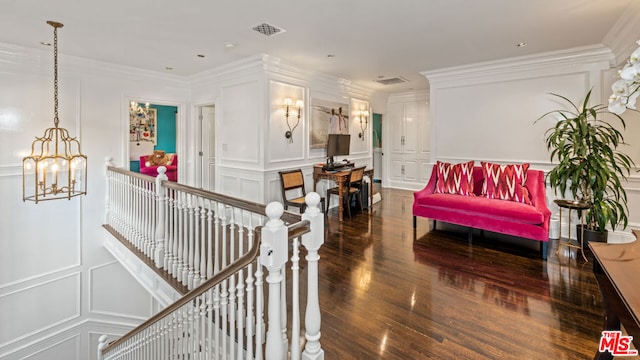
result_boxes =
[23,21,87,203]
[516,42,527,47]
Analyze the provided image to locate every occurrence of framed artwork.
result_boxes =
[309,98,349,149]
[129,108,157,145]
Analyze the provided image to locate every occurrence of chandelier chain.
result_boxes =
[53,25,59,128]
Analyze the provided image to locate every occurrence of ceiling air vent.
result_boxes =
[252,23,286,37]
[376,76,409,85]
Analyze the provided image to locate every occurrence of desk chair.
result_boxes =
[279,169,325,213]
[326,166,365,219]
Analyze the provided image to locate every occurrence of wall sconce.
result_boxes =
[358,110,369,140]
[284,98,303,143]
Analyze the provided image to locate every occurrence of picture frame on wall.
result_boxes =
[129,108,157,145]
[309,98,349,149]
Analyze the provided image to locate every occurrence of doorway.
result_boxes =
[372,113,382,183]
[129,103,178,173]
[200,105,216,191]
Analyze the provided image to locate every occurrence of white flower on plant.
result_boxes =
[608,41,640,114]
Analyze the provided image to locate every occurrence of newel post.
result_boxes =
[261,202,289,360]
[105,157,114,225]
[97,334,108,360]
[301,192,325,360]
[154,166,168,268]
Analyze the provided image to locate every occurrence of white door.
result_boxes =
[201,105,216,191]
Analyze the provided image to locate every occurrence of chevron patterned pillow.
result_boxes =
[481,162,531,204]
[435,161,475,195]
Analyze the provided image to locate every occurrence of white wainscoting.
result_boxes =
[0,273,81,348]
[102,233,180,308]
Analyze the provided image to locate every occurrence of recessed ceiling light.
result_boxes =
[516,42,527,47]
[197,54,205,58]
[327,54,335,58]
[40,41,51,46]
[165,66,173,70]
[378,75,384,79]
[224,43,236,49]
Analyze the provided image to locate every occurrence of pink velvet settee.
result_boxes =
[413,164,551,259]
[139,154,178,182]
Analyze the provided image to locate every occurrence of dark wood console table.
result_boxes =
[589,233,640,359]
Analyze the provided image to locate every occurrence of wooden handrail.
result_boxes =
[107,166,303,224]
[101,221,310,355]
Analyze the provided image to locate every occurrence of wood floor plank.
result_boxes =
[305,188,639,359]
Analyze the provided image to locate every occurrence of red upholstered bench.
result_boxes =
[139,154,178,182]
[413,163,551,259]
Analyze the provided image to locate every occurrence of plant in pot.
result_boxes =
[538,89,635,242]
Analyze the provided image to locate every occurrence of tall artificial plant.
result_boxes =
[538,89,634,234]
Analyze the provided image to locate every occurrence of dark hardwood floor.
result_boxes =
[314,187,638,360]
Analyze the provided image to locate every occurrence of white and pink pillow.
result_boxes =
[481,162,531,204]
[435,161,475,196]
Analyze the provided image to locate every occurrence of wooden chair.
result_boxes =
[326,166,366,218]
[278,169,324,213]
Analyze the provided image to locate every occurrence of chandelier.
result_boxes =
[130,101,150,118]
[22,21,87,203]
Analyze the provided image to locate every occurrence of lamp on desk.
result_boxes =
[358,110,369,140]
[284,98,303,143]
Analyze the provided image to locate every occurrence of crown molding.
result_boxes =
[0,42,189,87]
[422,44,615,87]
[603,1,640,66]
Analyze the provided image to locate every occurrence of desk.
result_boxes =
[313,165,374,222]
[590,234,640,359]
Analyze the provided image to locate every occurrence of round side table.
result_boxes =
[554,199,592,262]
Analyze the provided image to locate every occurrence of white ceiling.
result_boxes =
[0,0,634,93]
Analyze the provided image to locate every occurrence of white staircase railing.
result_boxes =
[100,160,325,359]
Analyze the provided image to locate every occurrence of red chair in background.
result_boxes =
[139,154,178,182]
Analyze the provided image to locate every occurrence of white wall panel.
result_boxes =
[433,72,588,163]
[21,334,80,360]
[0,273,80,346]
[0,175,81,286]
[220,81,261,164]
[89,261,152,319]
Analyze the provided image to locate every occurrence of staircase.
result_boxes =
[98,161,325,360]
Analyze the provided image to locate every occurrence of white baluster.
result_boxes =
[245,226,256,360]
[261,202,288,360]
[281,265,288,359]
[165,188,174,272]
[255,252,265,360]
[199,205,207,284]
[301,192,325,360]
[187,194,195,289]
[105,158,114,225]
[291,237,301,360]
[193,197,202,288]
[182,193,190,286]
[155,167,168,268]
[176,192,184,282]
